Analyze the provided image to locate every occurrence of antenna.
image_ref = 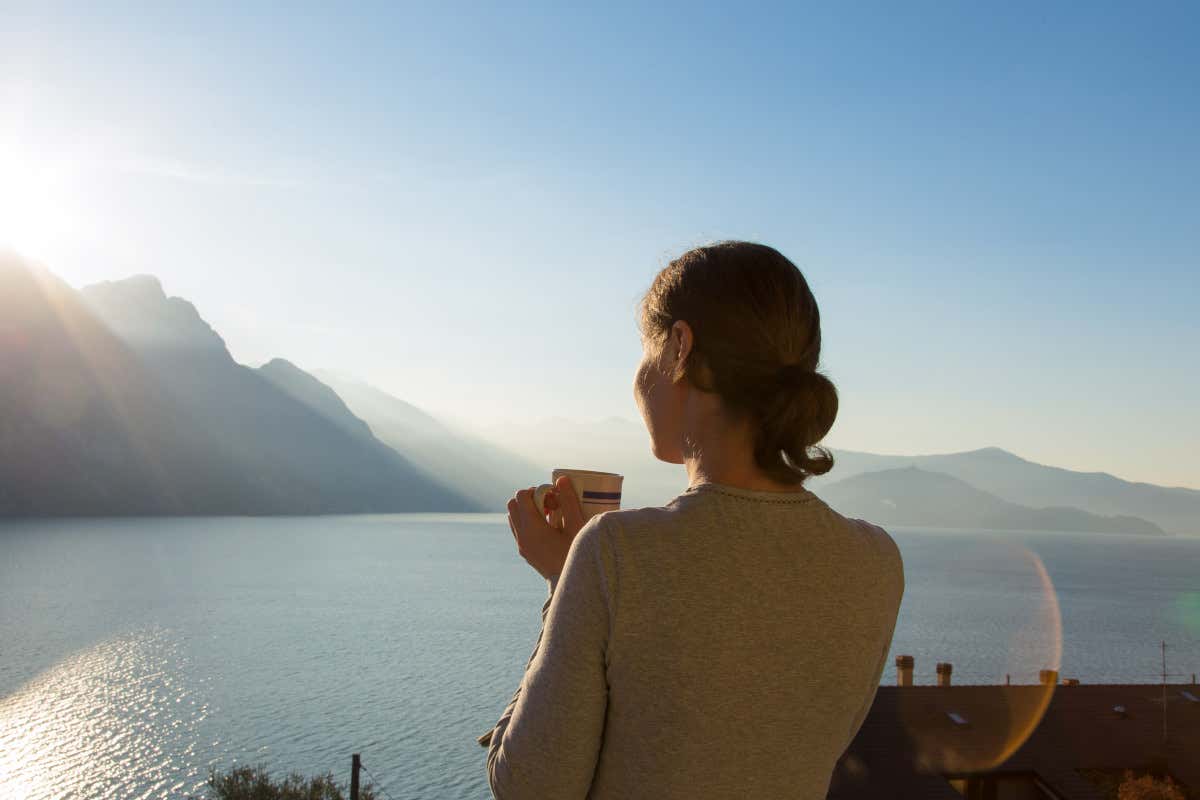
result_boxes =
[1157,640,1187,749]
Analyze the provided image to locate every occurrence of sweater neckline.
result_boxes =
[682,480,816,504]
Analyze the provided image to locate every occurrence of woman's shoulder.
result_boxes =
[803,494,904,588]
[838,514,905,597]
[578,501,702,550]
[589,503,678,535]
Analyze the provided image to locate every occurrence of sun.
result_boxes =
[0,147,78,260]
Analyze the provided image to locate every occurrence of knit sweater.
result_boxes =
[483,479,905,799]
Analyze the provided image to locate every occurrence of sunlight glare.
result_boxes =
[0,145,80,260]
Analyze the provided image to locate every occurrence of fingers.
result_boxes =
[515,485,541,523]
[554,475,585,530]
[507,499,520,551]
[542,489,562,528]
[507,487,541,554]
[508,485,574,579]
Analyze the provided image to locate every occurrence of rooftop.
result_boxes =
[829,682,1200,799]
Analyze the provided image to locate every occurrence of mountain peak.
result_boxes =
[263,357,300,373]
[81,275,230,360]
[86,274,166,301]
[964,446,1022,460]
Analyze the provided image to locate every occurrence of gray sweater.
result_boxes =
[483,480,905,799]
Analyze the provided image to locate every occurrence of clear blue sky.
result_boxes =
[2,2,1197,488]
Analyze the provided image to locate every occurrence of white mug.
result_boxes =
[533,468,624,527]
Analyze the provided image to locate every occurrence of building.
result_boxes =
[828,657,1200,799]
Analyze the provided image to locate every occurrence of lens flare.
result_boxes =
[1175,592,1200,636]
[894,539,1062,774]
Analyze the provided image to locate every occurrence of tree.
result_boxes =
[1117,769,1186,800]
[188,764,379,800]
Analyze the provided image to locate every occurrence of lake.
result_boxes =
[2,515,1198,799]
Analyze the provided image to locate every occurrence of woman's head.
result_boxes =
[633,241,838,485]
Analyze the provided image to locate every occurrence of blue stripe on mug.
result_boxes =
[582,491,622,500]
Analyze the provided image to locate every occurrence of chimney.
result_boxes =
[1039,669,1059,686]
[936,662,953,687]
[896,655,914,687]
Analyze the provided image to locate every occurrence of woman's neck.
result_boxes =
[682,419,804,493]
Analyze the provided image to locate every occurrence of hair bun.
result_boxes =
[637,240,838,484]
[764,365,839,477]
[776,362,816,388]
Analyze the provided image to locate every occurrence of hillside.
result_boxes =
[0,254,477,516]
[79,272,477,514]
[818,467,1165,536]
[1,256,258,514]
[313,371,545,512]
[7,254,1193,526]
[811,448,1198,536]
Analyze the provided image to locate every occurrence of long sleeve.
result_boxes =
[485,515,615,799]
[842,637,890,749]
[473,577,560,750]
[474,594,553,750]
[842,532,905,749]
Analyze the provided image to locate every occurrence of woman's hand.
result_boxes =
[507,475,586,582]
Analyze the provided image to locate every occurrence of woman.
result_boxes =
[483,241,905,799]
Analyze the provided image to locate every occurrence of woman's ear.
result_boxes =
[672,320,693,367]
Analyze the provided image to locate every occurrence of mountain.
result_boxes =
[810,448,1199,536]
[313,371,545,512]
[0,256,476,516]
[79,274,229,360]
[0,255,262,514]
[78,272,478,514]
[817,467,1165,536]
[467,416,1196,533]
[258,358,375,442]
[9,253,1192,526]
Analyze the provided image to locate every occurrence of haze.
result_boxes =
[2,3,1197,490]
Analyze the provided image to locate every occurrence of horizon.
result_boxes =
[8,249,1199,493]
[2,4,1197,490]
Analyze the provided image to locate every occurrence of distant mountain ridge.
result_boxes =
[259,358,375,442]
[81,274,231,360]
[472,416,1198,535]
[2,257,255,514]
[817,466,1165,536]
[313,371,546,512]
[812,447,1199,536]
[4,254,1195,531]
[473,414,691,511]
[0,254,480,515]
[78,273,480,514]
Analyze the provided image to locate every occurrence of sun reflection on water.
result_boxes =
[0,628,211,800]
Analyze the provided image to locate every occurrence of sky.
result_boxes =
[1,2,1197,489]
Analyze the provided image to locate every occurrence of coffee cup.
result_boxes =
[533,468,623,527]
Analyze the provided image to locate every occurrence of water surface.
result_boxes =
[2,515,1197,799]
